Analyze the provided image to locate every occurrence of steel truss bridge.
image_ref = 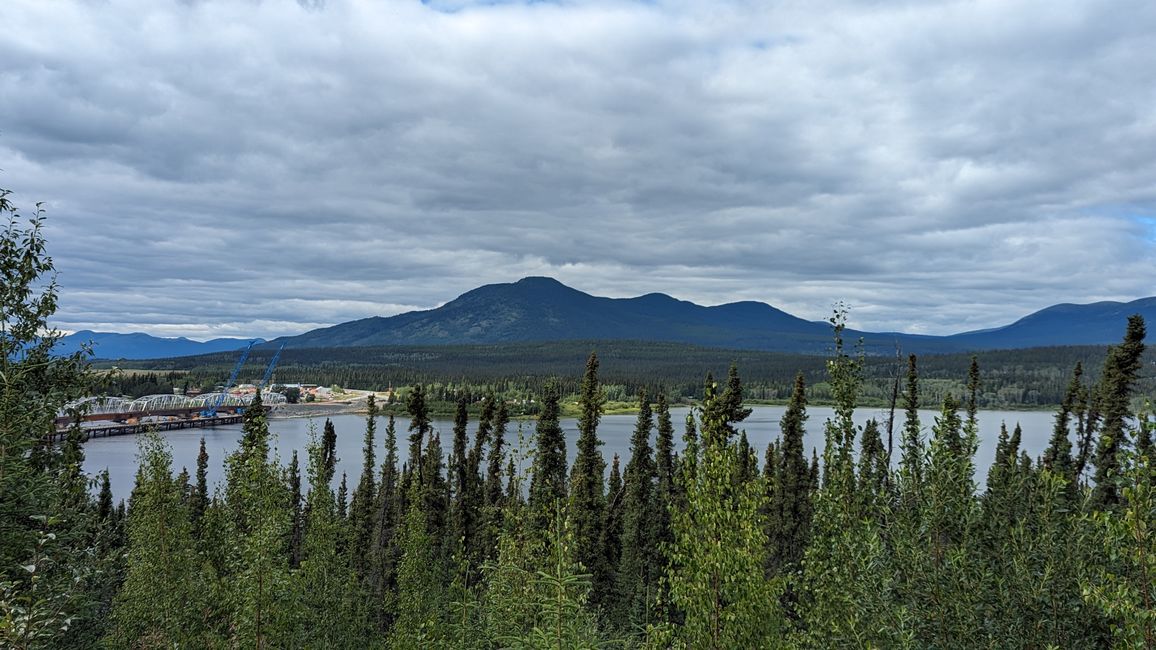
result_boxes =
[52,392,287,441]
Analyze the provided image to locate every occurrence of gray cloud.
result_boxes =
[1,0,1154,339]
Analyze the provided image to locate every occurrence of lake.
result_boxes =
[83,405,1061,502]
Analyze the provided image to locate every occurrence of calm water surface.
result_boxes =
[83,405,1060,502]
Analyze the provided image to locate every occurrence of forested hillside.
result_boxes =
[6,196,1156,648]
[123,339,1155,410]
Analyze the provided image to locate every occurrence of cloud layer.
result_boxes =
[2,0,1154,339]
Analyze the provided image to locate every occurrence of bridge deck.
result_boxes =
[50,414,244,443]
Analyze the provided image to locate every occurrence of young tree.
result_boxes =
[665,381,782,648]
[105,433,213,648]
[0,191,95,634]
[222,393,297,647]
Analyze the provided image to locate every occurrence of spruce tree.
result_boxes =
[482,399,510,565]
[615,388,658,630]
[769,372,811,574]
[222,392,297,647]
[295,427,372,647]
[447,396,471,564]
[600,453,625,620]
[1043,363,1082,481]
[1091,315,1147,508]
[528,382,567,532]
[406,384,431,488]
[336,472,348,520]
[191,436,210,528]
[97,470,114,522]
[720,362,753,439]
[288,450,304,568]
[321,418,338,487]
[653,391,676,619]
[899,354,924,506]
[463,395,493,572]
[106,433,213,648]
[569,352,608,607]
[485,399,510,510]
[349,394,378,576]
[368,414,402,632]
[390,481,447,648]
[420,433,449,552]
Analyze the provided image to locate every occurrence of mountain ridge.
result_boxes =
[55,330,261,360]
[62,279,1156,359]
[268,278,1156,355]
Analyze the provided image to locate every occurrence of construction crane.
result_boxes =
[200,340,255,418]
[258,343,285,390]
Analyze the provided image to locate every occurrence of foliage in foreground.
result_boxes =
[4,188,1156,648]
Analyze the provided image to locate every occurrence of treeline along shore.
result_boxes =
[4,197,1156,648]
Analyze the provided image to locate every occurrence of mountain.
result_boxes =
[274,277,839,353]
[55,331,262,360]
[270,277,1155,354]
[945,298,1156,350]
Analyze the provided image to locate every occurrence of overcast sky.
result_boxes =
[2,0,1154,341]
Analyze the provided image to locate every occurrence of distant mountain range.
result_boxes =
[55,330,261,360]
[66,278,1156,359]
[267,277,1155,355]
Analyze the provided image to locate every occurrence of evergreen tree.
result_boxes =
[568,352,607,608]
[464,395,493,572]
[295,427,373,647]
[97,470,114,522]
[768,372,811,575]
[406,384,431,488]
[222,392,297,647]
[368,414,402,632]
[600,453,625,622]
[420,433,449,554]
[482,399,510,564]
[1043,363,1082,481]
[337,472,348,520]
[720,362,753,439]
[447,397,471,567]
[858,419,888,513]
[653,392,676,621]
[349,394,378,576]
[528,382,567,532]
[191,437,210,530]
[106,433,214,648]
[899,354,924,506]
[288,450,304,568]
[390,481,448,648]
[321,418,338,487]
[615,389,658,630]
[485,399,510,510]
[1085,408,1156,647]
[1091,315,1147,508]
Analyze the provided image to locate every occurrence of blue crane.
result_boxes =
[200,340,256,418]
[258,343,285,390]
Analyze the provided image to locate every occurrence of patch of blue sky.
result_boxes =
[1091,204,1156,241]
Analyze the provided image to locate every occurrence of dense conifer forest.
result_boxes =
[5,196,1156,648]
[115,339,1154,411]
